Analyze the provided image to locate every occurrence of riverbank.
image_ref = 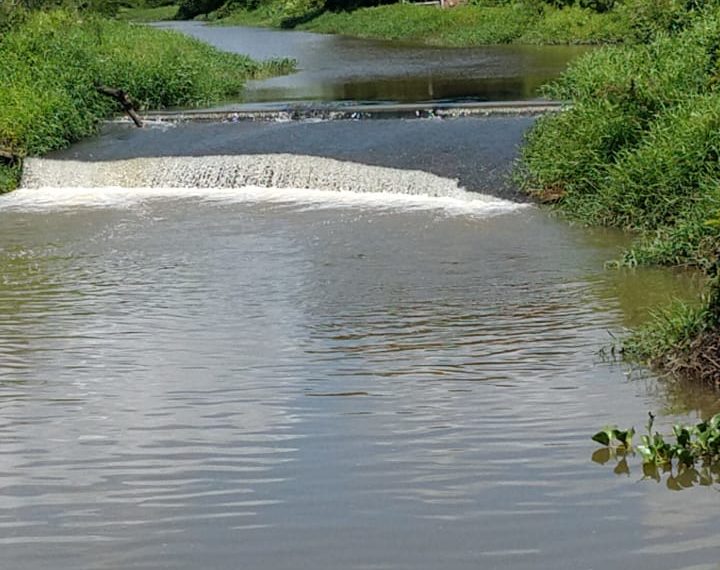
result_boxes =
[520,4,720,381]
[0,9,293,193]
[213,3,629,46]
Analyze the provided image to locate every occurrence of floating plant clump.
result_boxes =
[592,412,720,489]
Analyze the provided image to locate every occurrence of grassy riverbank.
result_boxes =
[116,4,178,21]
[520,3,720,381]
[301,4,627,46]
[214,2,629,45]
[0,8,293,193]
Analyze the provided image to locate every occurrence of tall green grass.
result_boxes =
[298,4,535,45]
[216,2,630,45]
[522,12,720,260]
[0,9,294,192]
[520,6,720,377]
[115,4,178,21]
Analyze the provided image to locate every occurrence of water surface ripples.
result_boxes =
[0,196,718,570]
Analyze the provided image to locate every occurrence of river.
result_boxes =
[156,21,589,106]
[0,23,719,570]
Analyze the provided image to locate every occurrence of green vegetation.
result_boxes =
[296,3,628,45]
[116,3,178,20]
[208,0,630,45]
[592,412,720,488]
[0,8,294,193]
[519,2,720,380]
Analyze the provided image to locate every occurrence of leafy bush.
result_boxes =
[519,4,626,43]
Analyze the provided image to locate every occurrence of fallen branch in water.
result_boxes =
[96,85,143,128]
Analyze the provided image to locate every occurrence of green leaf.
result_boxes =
[592,430,611,446]
[709,413,720,430]
[615,427,635,448]
[677,448,695,467]
[637,445,654,463]
[673,425,691,447]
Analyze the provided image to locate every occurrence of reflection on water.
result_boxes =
[0,192,719,569]
[595,265,706,329]
[156,22,588,104]
[592,446,720,491]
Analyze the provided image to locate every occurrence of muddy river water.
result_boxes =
[1,23,719,570]
[156,21,589,105]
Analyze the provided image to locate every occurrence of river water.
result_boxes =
[156,21,588,105]
[1,23,720,570]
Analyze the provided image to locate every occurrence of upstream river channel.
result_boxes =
[1,23,720,570]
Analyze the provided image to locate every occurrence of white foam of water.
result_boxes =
[7,155,529,217]
[0,185,526,218]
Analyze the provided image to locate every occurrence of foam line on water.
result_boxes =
[9,155,528,217]
[1,185,526,218]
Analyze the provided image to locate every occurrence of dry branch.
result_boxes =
[96,85,143,128]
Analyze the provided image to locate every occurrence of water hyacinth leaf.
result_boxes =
[673,424,691,447]
[637,444,654,463]
[614,427,635,447]
[592,429,612,446]
[707,434,720,453]
[677,448,695,467]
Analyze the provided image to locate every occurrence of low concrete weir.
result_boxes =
[17,155,525,216]
[124,100,565,124]
[22,155,471,194]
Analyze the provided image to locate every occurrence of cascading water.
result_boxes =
[10,155,526,216]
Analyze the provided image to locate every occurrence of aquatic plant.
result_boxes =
[593,411,720,468]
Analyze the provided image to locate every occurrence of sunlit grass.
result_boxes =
[116,4,178,22]
[0,9,294,193]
